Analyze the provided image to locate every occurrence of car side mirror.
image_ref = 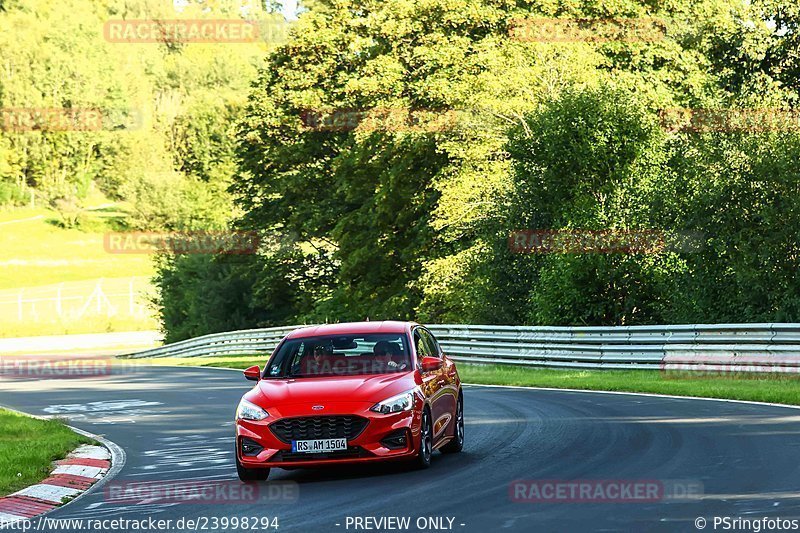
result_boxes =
[420,356,442,372]
[243,365,261,381]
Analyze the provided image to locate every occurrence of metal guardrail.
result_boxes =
[126,326,300,359]
[125,323,800,372]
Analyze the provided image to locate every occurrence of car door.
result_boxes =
[414,327,440,418]
[416,327,453,442]
[427,328,458,397]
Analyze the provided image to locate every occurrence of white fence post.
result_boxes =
[129,278,135,315]
[1,278,150,324]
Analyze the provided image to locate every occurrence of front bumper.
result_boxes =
[235,400,422,468]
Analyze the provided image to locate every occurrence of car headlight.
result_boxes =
[237,399,269,421]
[370,390,416,415]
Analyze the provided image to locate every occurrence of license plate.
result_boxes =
[291,438,347,453]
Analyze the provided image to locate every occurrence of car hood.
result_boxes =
[249,372,417,407]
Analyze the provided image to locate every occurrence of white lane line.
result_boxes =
[43,399,163,414]
[464,383,800,411]
[0,214,43,226]
[13,484,82,504]
[127,465,232,477]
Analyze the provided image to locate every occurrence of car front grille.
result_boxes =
[269,415,369,444]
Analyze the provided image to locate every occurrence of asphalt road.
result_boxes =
[2,366,800,532]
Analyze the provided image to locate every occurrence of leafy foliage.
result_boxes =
[7,0,799,338]
[222,0,800,333]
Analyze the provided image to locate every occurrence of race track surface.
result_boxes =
[2,366,800,532]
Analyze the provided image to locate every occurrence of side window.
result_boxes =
[414,330,432,358]
[423,329,442,357]
[290,341,306,367]
[418,328,440,358]
[267,340,304,377]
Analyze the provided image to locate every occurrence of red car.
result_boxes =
[234,321,464,480]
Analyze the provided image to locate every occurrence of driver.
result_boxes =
[373,341,406,372]
[306,344,332,374]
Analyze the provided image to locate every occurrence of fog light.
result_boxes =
[380,430,408,450]
[241,437,263,456]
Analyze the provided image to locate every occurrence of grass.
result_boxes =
[0,409,93,497]
[0,201,158,337]
[144,355,265,369]
[460,364,800,405]
[0,316,159,339]
[0,207,154,290]
[143,355,800,406]
[0,207,45,224]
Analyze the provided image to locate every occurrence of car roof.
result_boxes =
[285,321,416,339]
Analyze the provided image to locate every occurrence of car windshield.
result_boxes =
[265,333,412,378]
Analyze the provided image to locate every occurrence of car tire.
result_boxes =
[440,393,464,454]
[414,408,433,469]
[236,447,270,481]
